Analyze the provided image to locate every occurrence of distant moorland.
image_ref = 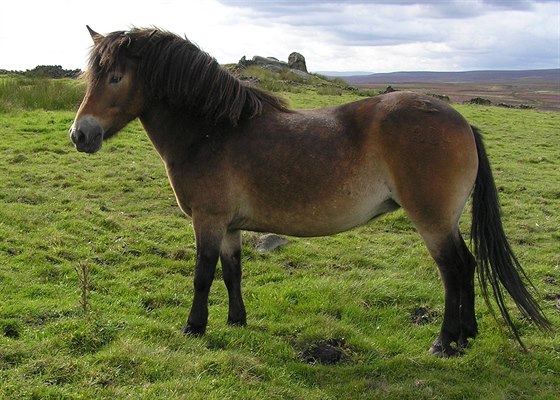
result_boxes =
[340,69,560,111]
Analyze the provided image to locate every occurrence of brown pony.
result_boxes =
[70,27,550,356]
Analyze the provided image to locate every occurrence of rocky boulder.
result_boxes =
[288,52,308,73]
[254,234,289,254]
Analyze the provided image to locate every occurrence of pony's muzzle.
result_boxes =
[70,116,103,153]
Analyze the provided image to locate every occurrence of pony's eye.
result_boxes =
[109,76,122,84]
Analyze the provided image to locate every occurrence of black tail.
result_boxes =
[470,126,551,349]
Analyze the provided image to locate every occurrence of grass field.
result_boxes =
[0,84,559,398]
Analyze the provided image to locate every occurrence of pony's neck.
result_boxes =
[138,101,220,162]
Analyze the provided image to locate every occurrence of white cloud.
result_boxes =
[0,0,557,72]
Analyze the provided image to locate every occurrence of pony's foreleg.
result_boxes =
[220,230,247,327]
[184,219,224,335]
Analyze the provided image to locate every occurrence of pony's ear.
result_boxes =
[86,25,104,44]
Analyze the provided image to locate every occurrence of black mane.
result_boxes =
[87,28,290,126]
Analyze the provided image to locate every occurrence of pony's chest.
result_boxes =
[163,157,232,216]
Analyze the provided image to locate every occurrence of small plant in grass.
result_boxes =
[75,261,91,314]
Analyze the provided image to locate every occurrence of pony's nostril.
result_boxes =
[70,125,86,145]
[76,129,86,144]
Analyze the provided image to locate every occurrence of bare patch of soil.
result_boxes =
[301,338,349,365]
[411,307,439,325]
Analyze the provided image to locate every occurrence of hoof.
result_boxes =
[183,323,206,336]
[429,340,464,358]
[227,318,247,327]
[227,312,247,327]
[457,337,472,350]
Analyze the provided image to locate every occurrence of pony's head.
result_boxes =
[70,26,147,153]
[70,26,290,153]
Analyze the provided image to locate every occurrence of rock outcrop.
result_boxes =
[238,52,310,77]
[288,52,307,73]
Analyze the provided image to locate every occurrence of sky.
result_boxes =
[0,0,558,73]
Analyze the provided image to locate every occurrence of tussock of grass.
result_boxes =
[0,76,85,112]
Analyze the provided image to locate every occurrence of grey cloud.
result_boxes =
[217,0,559,71]
[219,0,556,16]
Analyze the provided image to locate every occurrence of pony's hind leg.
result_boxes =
[454,235,478,348]
[424,232,478,356]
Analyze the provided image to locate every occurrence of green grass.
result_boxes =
[0,89,559,398]
[0,76,85,112]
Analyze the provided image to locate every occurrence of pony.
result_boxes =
[69,27,550,356]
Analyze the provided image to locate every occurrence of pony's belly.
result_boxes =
[238,187,397,237]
